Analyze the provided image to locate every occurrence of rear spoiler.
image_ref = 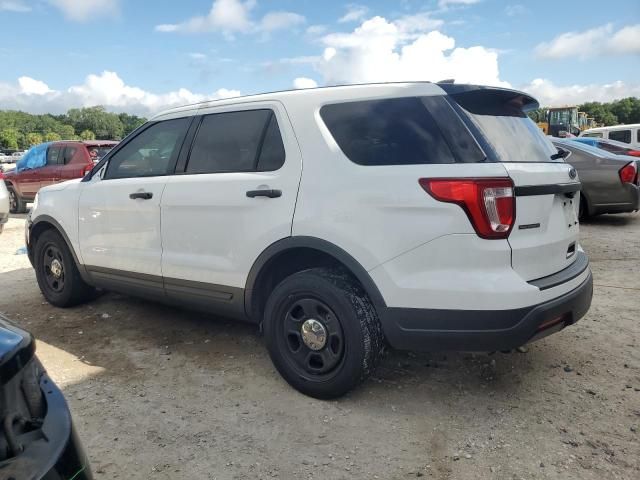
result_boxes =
[438,84,539,115]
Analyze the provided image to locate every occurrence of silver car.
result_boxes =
[553,139,640,219]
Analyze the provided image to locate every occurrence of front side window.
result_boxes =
[186,109,284,174]
[609,129,631,144]
[105,118,190,180]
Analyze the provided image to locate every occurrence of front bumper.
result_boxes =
[0,374,93,480]
[379,269,593,352]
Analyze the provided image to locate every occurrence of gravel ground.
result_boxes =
[0,212,638,479]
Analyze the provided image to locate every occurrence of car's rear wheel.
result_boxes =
[263,267,384,399]
[34,229,96,307]
[8,186,27,214]
[579,194,590,221]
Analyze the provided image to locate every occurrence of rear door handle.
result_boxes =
[246,189,282,198]
[129,192,153,200]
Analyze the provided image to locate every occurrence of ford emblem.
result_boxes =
[569,168,577,179]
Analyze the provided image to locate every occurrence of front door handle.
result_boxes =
[246,189,282,198]
[129,192,153,200]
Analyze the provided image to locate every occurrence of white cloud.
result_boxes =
[0,71,240,116]
[258,11,305,32]
[18,77,53,95]
[189,52,208,60]
[339,4,368,23]
[536,23,640,59]
[48,0,120,22]
[505,4,527,16]
[314,16,508,87]
[155,0,304,37]
[522,78,640,106]
[0,0,31,12]
[438,0,481,9]
[292,77,318,89]
[306,24,327,36]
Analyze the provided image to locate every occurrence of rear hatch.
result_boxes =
[445,85,581,281]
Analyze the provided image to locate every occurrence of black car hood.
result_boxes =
[0,313,35,385]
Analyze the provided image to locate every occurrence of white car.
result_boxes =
[0,181,8,233]
[580,123,640,149]
[25,83,593,398]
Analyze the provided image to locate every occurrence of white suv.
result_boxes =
[26,83,593,398]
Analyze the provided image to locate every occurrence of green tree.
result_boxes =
[118,113,146,137]
[80,129,96,140]
[65,106,124,140]
[25,132,43,147]
[44,132,62,142]
[57,124,76,140]
[0,128,19,150]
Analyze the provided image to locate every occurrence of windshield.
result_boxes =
[464,110,558,162]
[87,146,113,162]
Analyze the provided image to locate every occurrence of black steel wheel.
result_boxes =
[280,297,345,378]
[264,267,384,399]
[41,243,66,293]
[34,229,96,307]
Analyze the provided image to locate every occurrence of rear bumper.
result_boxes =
[379,270,593,352]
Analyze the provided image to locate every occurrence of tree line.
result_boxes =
[0,106,146,151]
[527,97,640,127]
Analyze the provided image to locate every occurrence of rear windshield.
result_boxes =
[448,93,558,163]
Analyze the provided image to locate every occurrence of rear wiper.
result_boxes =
[550,147,570,160]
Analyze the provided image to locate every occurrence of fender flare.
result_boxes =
[244,236,387,318]
[29,214,90,282]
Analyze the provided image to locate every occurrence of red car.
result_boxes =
[3,141,117,213]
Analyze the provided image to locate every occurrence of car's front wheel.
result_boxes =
[34,229,96,307]
[263,267,384,399]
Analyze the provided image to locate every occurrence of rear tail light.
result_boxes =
[619,162,638,185]
[419,178,515,239]
[82,164,93,176]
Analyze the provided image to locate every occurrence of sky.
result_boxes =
[0,0,639,116]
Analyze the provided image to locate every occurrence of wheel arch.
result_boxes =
[29,215,89,281]
[244,236,387,323]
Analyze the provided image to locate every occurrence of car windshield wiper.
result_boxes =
[550,148,570,160]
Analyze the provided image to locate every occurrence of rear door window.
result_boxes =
[609,129,631,144]
[46,146,63,166]
[320,97,462,165]
[186,109,283,174]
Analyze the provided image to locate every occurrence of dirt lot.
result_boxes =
[1,213,639,480]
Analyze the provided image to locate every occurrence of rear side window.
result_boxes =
[582,132,603,138]
[62,146,79,164]
[609,129,631,144]
[186,109,285,174]
[320,97,458,165]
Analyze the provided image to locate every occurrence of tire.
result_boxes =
[8,186,27,214]
[579,194,590,221]
[263,267,384,399]
[34,229,96,307]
